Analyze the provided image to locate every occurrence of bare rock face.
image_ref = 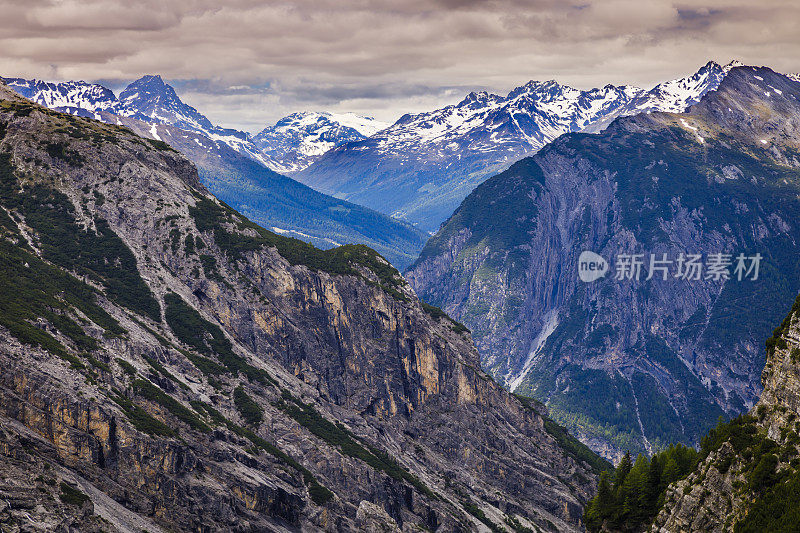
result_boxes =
[651,295,800,531]
[406,66,800,460]
[0,82,599,531]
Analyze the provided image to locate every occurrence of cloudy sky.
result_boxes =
[2,0,799,132]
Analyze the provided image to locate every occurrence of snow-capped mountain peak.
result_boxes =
[0,77,134,120]
[119,75,216,133]
[723,59,745,72]
[631,60,728,114]
[324,112,389,137]
[251,111,390,173]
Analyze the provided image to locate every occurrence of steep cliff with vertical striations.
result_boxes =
[406,66,800,460]
[0,82,603,532]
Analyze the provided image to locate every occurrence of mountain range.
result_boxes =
[1,75,427,269]
[406,65,800,461]
[296,60,742,232]
[5,60,750,239]
[0,81,605,532]
[1,75,386,174]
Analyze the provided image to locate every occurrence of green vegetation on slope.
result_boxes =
[515,394,612,476]
[58,482,89,506]
[275,390,436,499]
[109,390,178,438]
[420,301,470,334]
[0,151,160,322]
[0,152,127,366]
[190,400,334,505]
[735,468,800,532]
[583,412,795,532]
[132,378,211,434]
[584,444,699,532]
[233,385,263,426]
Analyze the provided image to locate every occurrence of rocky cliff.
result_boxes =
[650,294,800,532]
[0,83,600,531]
[406,66,800,460]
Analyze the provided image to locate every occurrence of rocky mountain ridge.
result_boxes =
[406,65,800,460]
[0,81,600,531]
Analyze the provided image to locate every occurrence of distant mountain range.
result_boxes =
[1,75,384,174]
[4,60,753,237]
[1,75,427,268]
[4,60,773,252]
[296,60,743,232]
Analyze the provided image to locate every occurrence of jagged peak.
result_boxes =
[131,74,165,85]
[120,74,176,101]
[457,90,499,106]
[506,79,576,100]
[723,59,745,72]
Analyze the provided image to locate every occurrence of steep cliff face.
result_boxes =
[0,83,600,531]
[406,66,800,459]
[651,295,800,532]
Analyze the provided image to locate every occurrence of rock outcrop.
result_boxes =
[651,295,800,532]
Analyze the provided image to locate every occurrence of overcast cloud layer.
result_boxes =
[1,0,799,132]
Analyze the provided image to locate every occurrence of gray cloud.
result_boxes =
[0,0,798,131]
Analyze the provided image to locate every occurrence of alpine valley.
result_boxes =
[1,75,426,269]
[406,65,800,461]
[0,81,606,532]
[6,56,800,533]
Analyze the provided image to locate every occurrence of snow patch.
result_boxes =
[149,123,161,141]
